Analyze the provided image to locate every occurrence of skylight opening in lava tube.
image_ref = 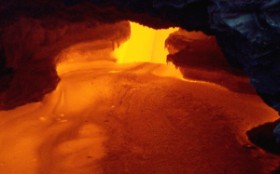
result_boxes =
[114,22,178,64]
[113,21,185,79]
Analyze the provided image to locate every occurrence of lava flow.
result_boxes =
[0,21,279,174]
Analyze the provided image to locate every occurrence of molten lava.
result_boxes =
[0,21,278,174]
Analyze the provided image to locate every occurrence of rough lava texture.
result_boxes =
[1,1,280,137]
[166,29,256,94]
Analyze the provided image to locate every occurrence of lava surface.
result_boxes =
[0,26,279,173]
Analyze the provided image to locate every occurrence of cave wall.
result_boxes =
[0,0,280,115]
[165,30,255,94]
[209,1,280,112]
[0,12,130,109]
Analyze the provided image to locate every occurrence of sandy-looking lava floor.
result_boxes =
[0,24,280,173]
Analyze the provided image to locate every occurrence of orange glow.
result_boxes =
[114,22,178,64]
[113,22,186,79]
[0,21,279,174]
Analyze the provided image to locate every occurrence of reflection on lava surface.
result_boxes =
[0,21,279,174]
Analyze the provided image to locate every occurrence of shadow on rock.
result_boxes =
[247,119,280,155]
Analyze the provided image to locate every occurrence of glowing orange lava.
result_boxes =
[0,21,278,174]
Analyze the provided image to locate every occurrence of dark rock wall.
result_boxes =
[0,14,130,109]
[166,30,255,94]
[0,0,280,116]
[209,1,280,112]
